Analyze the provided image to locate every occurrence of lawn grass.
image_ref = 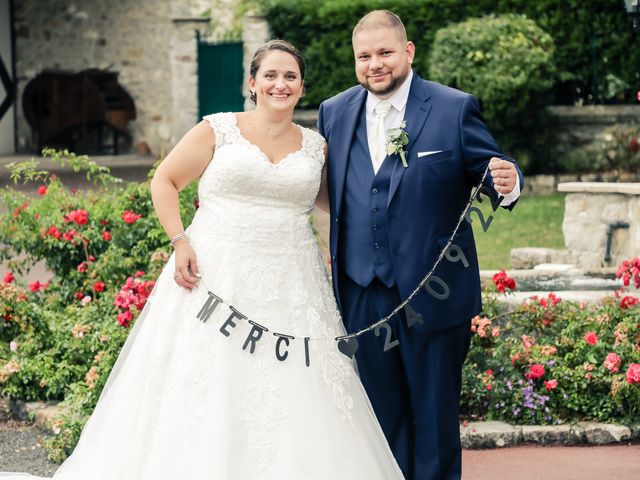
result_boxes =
[471,193,566,270]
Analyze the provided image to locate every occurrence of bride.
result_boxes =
[0,40,403,479]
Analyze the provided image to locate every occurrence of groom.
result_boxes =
[318,10,522,480]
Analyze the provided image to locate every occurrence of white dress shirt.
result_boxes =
[364,70,520,206]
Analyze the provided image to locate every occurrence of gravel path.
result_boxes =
[0,399,59,477]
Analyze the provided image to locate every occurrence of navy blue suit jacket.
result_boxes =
[318,73,523,332]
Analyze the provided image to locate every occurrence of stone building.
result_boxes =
[0,0,249,156]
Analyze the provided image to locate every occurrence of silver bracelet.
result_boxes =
[170,232,187,247]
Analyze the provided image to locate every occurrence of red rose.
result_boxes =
[37,185,47,195]
[584,331,598,345]
[63,229,77,242]
[121,210,142,224]
[46,226,62,239]
[629,138,639,154]
[93,281,106,293]
[525,363,545,380]
[3,271,15,284]
[102,231,111,241]
[75,291,85,300]
[620,295,639,309]
[492,270,517,293]
[77,262,88,273]
[29,281,47,292]
[134,270,145,278]
[66,209,88,225]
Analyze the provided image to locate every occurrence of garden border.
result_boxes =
[6,399,639,449]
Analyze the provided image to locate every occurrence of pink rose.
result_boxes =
[544,379,557,391]
[117,309,133,327]
[604,353,622,373]
[626,363,640,384]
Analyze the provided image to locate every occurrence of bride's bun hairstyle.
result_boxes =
[249,40,306,104]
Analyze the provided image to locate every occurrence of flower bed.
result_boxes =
[462,269,640,426]
[0,150,638,461]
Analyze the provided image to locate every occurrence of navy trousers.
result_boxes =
[338,270,471,480]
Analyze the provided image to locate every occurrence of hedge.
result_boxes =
[259,0,640,108]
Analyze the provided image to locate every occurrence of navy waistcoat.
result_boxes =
[340,108,396,288]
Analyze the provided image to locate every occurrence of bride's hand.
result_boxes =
[173,240,200,291]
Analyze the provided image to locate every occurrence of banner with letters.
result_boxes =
[195,165,501,367]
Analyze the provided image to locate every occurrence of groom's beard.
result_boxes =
[361,69,409,97]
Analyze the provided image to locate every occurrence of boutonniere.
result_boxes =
[386,121,409,168]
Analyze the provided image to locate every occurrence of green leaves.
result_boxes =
[429,14,556,170]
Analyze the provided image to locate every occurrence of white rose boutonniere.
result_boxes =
[386,121,409,168]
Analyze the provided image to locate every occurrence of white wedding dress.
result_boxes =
[0,112,403,479]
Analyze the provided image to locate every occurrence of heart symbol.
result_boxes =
[337,337,359,358]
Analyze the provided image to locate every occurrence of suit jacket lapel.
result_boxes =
[388,74,433,206]
[333,88,367,217]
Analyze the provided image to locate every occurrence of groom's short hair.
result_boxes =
[352,10,407,43]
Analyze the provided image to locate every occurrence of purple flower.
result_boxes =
[546,360,555,367]
[513,407,521,417]
[506,380,513,391]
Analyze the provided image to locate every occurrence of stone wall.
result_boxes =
[559,183,640,268]
[241,14,269,112]
[549,105,640,154]
[13,0,235,156]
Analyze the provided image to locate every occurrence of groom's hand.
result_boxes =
[489,157,517,195]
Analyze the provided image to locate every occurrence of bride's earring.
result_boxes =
[250,90,257,104]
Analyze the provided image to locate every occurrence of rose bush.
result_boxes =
[0,150,197,461]
[462,269,640,425]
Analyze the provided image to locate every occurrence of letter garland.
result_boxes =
[194,163,503,364]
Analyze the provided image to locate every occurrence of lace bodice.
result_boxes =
[199,112,325,211]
